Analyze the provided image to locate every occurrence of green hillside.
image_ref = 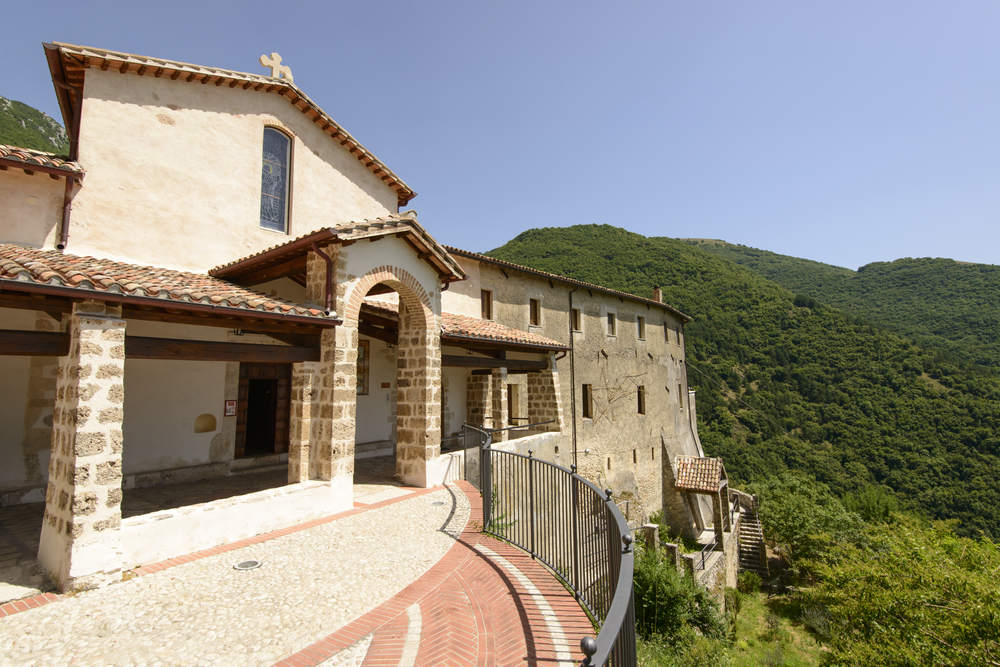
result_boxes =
[0,96,69,154]
[686,239,1000,369]
[487,226,1000,539]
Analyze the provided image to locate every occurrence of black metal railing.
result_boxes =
[468,424,636,667]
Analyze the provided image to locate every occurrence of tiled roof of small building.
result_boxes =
[0,245,334,322]
[445,247,692,322]
[45,43,414,205]
[674,456,726,493]
[0,144,84,176]
[364,299,568,351]
[210,212,466,284]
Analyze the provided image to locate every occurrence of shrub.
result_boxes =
[736,571,761,594]
[633,543,727,641]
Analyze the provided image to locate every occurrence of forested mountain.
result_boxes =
[0,96,69,154]
[686,239,1000,369]
[487,226,1000,539]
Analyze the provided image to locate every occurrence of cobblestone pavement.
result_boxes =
[0,483,468,666]
[0,457,400,602]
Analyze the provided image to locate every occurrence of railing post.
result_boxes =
[482,433,492,528]
[528,450,536,559]
[571,465,580,600]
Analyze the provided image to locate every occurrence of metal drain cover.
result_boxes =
[431,501,446,506]
[234,560,262,571]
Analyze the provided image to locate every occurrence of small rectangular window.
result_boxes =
[481,290,493,320]
[664,321,669,342]
[607,312,616,336]
[529,298,541,326]
[678,383,684,409]
[638,386,646,415]
[637,316,646,340]
[582,384,593,419]
[572,308,582,332]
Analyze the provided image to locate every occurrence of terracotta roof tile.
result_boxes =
[364,299,568,350]
[674,456,726,493]
[0,144,84,175]
[445,246,692,322]
[0,244,334,322]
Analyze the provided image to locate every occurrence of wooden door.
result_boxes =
[235,362,291,458]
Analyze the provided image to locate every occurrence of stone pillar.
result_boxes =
[712,491,725,545]
[37,301,125,592]
[640,523,660,551]
[466,374,491,429]
[395,301,442,487]
[526,354,565,434]
[318,326,356,482]
[491,367,508,443]
[663,542,683,574]
[20,312,63,485]
[288,360,318,483]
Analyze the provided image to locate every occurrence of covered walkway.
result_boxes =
[0,480,593,666]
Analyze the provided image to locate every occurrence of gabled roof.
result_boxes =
[364,299,568,352]
[0,244,336,326]
[674,456,727,494]
[0,144,84,181]
[210,212,466,285]
[43,42,415,206]
[445,247,692,322]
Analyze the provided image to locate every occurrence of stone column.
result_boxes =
[396,301,442,487]
[491,368,508,443]
[466,374,491,429]
[526,354,565,434]
[37,301,125,592]
[288,360,318,483]
[712,491,725,545]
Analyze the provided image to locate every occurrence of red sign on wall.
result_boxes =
[225,400,237,417]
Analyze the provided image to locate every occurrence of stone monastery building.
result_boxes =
[0,43,719,592]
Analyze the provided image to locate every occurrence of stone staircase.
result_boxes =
[738,507,769,576]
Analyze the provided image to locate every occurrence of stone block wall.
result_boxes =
[467,375,491,429]
[526,356,565,435]
[491,368,508,442]
[37,301,126,591]
[20,312,62,484]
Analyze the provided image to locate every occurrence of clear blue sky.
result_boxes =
[3,1,998,270]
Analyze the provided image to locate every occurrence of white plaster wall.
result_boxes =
[123,358,228,474]
[355,336,397,444]
[69,68,399,272]
[0,308,44,488]
[251,277,309,306]
[341,236,443,318]
[442,365,468,437]
[0,170,67,249]
[441,255,482,318]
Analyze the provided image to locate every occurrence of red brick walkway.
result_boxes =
[272,480,594,667]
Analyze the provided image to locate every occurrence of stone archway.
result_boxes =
[341,266,442,488]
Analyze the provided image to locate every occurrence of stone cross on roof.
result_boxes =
[259,52,293,83]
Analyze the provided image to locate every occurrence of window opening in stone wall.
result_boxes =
[664,320,669,342]
[651,447,655,460]
[529,298,541,326]
[607,457,612,470]
[582,384,593,419]
[638,385,646,415]
[260,127,291,232]
[637,316,646,340]
[481,290,493,320]
[633,449,637,464]
[678,383,684,409]
[607,312,616,336]
[572,308,582,332]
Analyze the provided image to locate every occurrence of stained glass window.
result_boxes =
[260,128,290,232]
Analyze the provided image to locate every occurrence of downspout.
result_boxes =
[57,175,76,250]
[310,241,334,315]
[568,287,579,470]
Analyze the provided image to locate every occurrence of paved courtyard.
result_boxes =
[0,465,593,666]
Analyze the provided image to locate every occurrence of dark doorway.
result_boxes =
[245,379,277,455]
[236,363,291,458]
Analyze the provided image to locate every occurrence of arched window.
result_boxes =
[260,127,291,232]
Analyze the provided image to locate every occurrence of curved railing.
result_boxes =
[466,424,636,667]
